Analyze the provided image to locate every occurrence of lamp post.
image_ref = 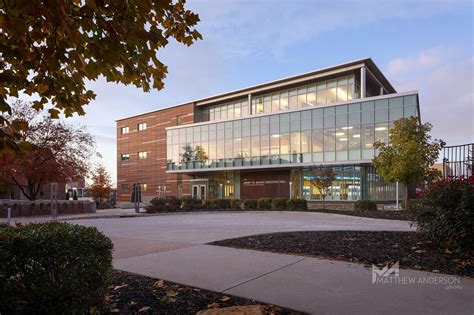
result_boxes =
[396,181,399,210]
[289,181,293,199]
[220,183,223,199]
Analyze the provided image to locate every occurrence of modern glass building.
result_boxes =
[117,58,420,202]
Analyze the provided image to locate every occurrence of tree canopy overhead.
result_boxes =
[0,0,201,120]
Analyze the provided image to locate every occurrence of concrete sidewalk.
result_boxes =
[114,244,474,314]
[55,212,471,314]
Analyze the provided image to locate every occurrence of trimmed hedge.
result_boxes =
[145,197,310,213]
[257,198,272,210]
[354,200,378,211]
[230,199,242,210]
[272,198,288,210]
[243,199,258,210]
[288,198,308,211]
[0,222,113,313]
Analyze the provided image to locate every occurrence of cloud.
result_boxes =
[190,0,455,58]
[385,47,473,146]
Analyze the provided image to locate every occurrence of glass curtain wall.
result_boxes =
[251,76,354,115]
[166,94,418,171]
[201,75,354,122]
[301,165,404,201]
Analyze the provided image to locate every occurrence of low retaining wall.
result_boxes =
[308,201,391,210]
[0,200,96,218]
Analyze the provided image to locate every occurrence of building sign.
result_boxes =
[240,170,290,199]
[242,180,287,186]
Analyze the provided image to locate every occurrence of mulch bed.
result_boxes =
[99,270,305,314]
[311,209,411,221]
[210,231,473,277]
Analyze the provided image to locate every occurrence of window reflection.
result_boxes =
[203,75,355,122]
[167,94,419,170]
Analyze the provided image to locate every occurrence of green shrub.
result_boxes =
[243,199,258,209]
[146,196,183,213]
[0,222,113,313]
[257,198,272,210]
[229,199,242,210]
[354,200,378,211]
[272,198,288,210]
[287,198,308,211]
[410,178,474,251]
[182,197,203,211]
[204,199,214,209]
[211,198,231,209]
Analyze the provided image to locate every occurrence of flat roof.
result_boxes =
[117,57,396,122]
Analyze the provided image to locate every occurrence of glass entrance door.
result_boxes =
[199,185,206,200]
[192,185,207,200]
[192,185,199,199]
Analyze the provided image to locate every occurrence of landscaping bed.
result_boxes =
[210,231,473,277]
[100,270,305,314]
[310,209,411,221]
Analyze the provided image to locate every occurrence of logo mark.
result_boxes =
[372,262,400,284]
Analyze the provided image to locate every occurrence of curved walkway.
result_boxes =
[74,213,472,314]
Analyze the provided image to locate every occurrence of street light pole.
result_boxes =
[396,181,399,210]
[289,181,293,199]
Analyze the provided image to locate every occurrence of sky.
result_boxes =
[62,0,473,185]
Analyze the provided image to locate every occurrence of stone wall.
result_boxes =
[0,200,96,218]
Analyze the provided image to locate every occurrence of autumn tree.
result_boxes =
[310,166,335,210]
[0,0,201,148]
[0,101,95,200]
[89,165,113,208]
[373,117,444,207]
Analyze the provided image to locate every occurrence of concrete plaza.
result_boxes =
[72,212,474,314]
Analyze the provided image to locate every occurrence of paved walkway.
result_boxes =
[72,212,473,314]
[6,212,473,313]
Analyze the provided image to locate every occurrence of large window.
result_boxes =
[121,126,129,134]
[203,75,354,122]
[166,93,418,170]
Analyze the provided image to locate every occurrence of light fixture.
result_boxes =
[353,134,360,138]
[341,126,353,130]
[335,132,345,136]
[339,138,348,141]
[271,134,281,138]
[375,126,387,131]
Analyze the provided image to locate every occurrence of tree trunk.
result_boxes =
[11,176,33,201]
[26,180,39,201]
[404,184,409,210]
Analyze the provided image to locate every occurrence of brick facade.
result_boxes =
[117,103,194,202]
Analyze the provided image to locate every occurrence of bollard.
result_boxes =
[7,207,11,225]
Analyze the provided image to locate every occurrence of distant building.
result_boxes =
[0,181,66,201]
[117,58,420,202]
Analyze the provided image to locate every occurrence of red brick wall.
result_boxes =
[117,104,194,202]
